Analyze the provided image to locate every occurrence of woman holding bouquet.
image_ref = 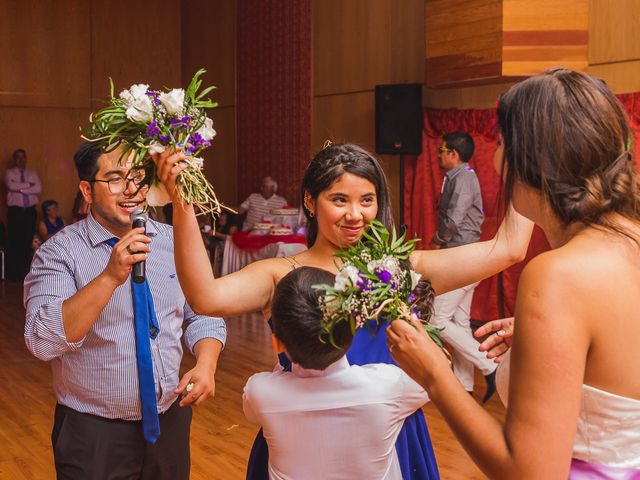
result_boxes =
[153,143,533,479]
[387,69,640,478]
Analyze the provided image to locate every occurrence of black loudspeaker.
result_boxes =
[375,83,422,155]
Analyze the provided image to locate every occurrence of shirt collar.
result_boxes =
[446,163,472,179]
[291,355,350,378]
[84,210,158,247]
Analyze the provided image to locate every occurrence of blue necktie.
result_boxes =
[105,237,161,443]
[20,170,29,208]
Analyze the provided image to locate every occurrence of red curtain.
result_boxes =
[236,0,311,207]
[405,93,640,321]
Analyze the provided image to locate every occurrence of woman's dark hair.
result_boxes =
[41,200,58,217]
[74,141,103,182]
[301,144,394,247]
[272,267,353,370]
[497,68,640,234]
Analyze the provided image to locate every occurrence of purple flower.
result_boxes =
[376,269,392,284]
[408,293,416,304]
[147,120,160,137]
[356,279,371,291]
[158,134,170,143]
[145,90,161,105]
[170,116,191,130]
[411,307,420,317]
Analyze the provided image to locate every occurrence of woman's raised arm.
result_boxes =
[411,205,534,295]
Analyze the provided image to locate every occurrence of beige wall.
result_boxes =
[312,0,425,223]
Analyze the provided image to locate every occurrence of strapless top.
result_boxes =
[496,351,640,471]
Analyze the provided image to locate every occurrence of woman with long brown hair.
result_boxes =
[388,68,640,479]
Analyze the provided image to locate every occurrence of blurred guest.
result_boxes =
[5,148,41,280]
[208,212,239,276]
[238,176,287,231]
[38,199,66,242]
[72,191,90,222]
[429,131,496,402]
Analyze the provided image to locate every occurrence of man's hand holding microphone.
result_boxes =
[103,209,151,288]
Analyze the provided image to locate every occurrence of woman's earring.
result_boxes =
[309,210,315,218]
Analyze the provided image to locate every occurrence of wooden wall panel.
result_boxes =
[314,0,392,96]
[90,0,182,106]
[502,0,588,76]
[313,0,422,223]
[424,82,515,109]
[182,0,237,204]
[0,108,91,222]
[588,60,640,94]
[589,0,640,65]
[0,0,90,108]
[182,0,236,108]
[425,0,503,87]
[201,106,237,207]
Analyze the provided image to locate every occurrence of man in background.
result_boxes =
[238,176,287,231]
[5,148,41,281]
[429,131,497,403]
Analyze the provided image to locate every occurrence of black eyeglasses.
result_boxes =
[91,171,146,194]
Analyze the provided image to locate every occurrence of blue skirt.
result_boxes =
[246,320,440,480]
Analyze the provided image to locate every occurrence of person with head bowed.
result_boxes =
[388,68,640,479]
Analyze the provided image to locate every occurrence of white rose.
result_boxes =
[410,270,422,290]
[334,264,360,291]
[191,157,204,168]
[146,183,172,207]
[125,96,153,122]
[158,88,185,115]
[148,142,166,155]
[197,117,216,141]
[120,84,149,104]
[382,255,400,275]
[119,89,134,105]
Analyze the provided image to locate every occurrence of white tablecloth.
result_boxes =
[220,237,307,276]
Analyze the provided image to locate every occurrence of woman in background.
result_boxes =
[38,199,66,242]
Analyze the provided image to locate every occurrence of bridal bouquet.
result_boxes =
[314,220,444,350]
[83,69,221,214]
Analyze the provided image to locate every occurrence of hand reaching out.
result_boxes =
[475,317,514,364]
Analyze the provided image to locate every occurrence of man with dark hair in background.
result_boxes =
[5,148,41,280]
[429,131,497,403]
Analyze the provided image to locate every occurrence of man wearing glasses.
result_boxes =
[430,131,497,404]
[24,142,226,479]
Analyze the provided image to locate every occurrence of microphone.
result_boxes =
[130,208,149,284]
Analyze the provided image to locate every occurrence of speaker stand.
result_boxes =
[399,154,406,235]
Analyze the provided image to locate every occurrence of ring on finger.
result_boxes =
[496,329,507,337]
[126,245,134,255]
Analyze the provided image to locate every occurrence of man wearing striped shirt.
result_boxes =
[24,142,226,479]
[238,176,288,231]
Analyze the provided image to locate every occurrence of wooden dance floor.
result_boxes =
[0,281,504,479]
